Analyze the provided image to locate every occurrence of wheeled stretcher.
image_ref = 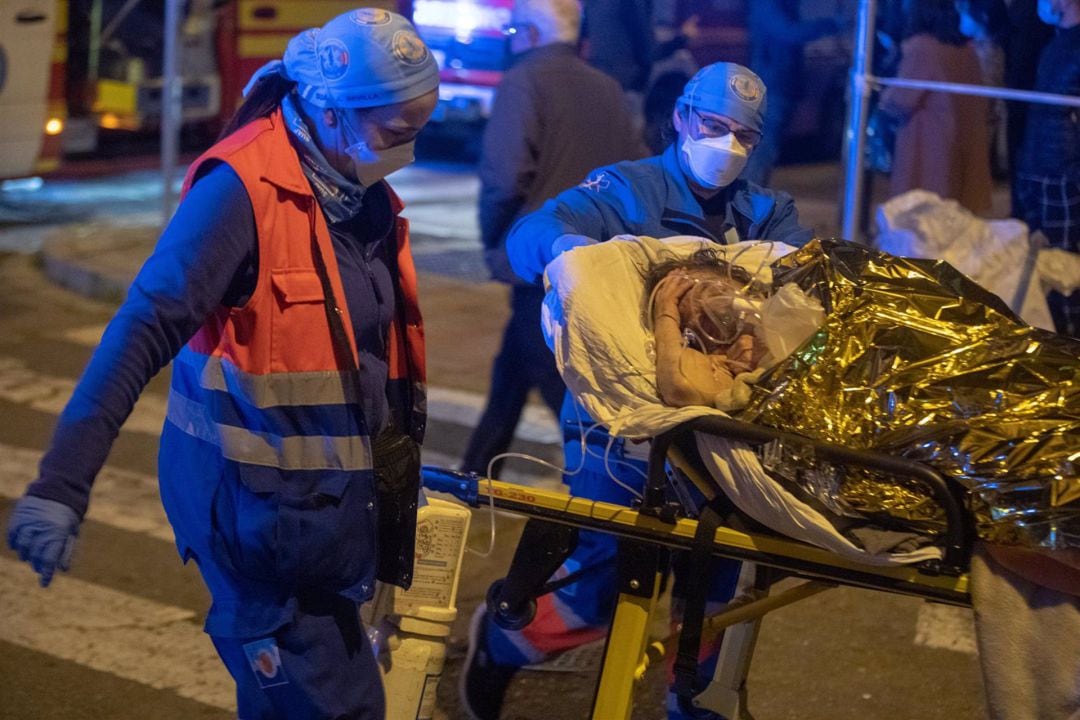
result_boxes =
[422,413,973,720]
[410,236,1077,717]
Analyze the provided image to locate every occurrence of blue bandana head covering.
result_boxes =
[677,62,767,134]
[244,8,440,109]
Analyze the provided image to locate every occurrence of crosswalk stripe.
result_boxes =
[913,602,977,655]
[0,555,235,711]
[426,385,561,445]
[0,355,167,436]
[0,442,174,543]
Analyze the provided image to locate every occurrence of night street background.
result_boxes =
[0,155,993,719]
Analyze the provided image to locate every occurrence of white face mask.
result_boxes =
[345,139,416,186]
[337,109,417,185]
[680,132,749,190]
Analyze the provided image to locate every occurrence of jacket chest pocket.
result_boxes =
[270,269,331,371]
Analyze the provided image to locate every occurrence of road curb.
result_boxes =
[38,222,156,302]
[39,250,130,303]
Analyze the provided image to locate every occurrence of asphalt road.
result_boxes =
[0,156,989,719]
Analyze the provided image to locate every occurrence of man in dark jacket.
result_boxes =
[743,0,845,186]
[1014,0,1080,337]
[460,0,645,477]
[1004,0,1055,212]
[581,0,655,96]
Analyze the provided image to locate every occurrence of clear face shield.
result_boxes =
[334,108,417,186]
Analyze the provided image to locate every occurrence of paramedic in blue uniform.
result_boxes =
[6,9,438,718]
[461,62,814,720]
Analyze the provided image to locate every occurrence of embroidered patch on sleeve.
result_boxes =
[579,172,611,192]
[243,638,290,689]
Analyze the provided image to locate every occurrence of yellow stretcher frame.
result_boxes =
[465,475,970,603]
[423,464,971,720]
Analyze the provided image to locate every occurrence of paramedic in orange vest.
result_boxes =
[6,9,438,717]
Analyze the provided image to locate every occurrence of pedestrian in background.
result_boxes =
[743,0,846,187]
[956,0,1010,177]
[461,0,645,478]
[880,0,993,213]
[1003,0,1055,214]
[1014,0,1080,337]
[7,9,438,717]
[643,13,701,155]
[580,0,655,129]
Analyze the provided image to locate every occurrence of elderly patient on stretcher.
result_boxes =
[645,249,785,410]
[544,236,1078,568]
[545,236,1080,718]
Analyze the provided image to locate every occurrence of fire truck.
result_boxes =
[65,0,510,146]
[4,0,853,178]
[80,0,851,147]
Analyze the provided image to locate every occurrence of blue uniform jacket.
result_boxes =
[506,143,814,285]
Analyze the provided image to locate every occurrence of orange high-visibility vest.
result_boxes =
[164,108,426,587]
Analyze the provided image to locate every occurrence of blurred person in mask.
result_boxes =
[460,63,812,720]
[460,0,645,479]
[1014,0,1080,337]
[743,0,847,186]
[880,0,993,213]
[5,9,438,717]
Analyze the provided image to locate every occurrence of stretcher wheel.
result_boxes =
[486,578,537,631]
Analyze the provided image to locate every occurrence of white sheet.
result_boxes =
[875,189,1070,331]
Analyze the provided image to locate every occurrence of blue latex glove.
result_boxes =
[6,495,81,587]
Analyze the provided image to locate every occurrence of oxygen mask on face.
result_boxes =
[672,269,765,354]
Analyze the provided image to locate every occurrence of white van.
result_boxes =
[0,0,64,179]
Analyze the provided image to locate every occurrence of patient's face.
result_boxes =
[672,268,744,349]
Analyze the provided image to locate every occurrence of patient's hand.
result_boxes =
[653,273,694,319]
[653,277,731,406]
[656,343,723,407]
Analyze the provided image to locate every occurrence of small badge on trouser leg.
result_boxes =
[243,638,290,689]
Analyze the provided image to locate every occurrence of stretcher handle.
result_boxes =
[643,416,971,574]
[420,465,480,506]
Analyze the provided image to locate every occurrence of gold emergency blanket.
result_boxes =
[740,240,1080,550]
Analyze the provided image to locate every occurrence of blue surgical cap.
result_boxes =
[677,63,767,133]
[244,8,440,109]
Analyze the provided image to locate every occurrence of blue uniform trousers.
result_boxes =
[487,408,741,673]
[211,592,384,720]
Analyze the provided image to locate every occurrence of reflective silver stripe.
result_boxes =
[175,351,360,408]
[166,388,373,471]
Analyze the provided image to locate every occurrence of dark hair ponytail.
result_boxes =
[217,72,296,141]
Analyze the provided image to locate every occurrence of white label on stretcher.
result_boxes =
[396,513,466,609]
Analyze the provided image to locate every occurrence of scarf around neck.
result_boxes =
[280,92,366,224]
